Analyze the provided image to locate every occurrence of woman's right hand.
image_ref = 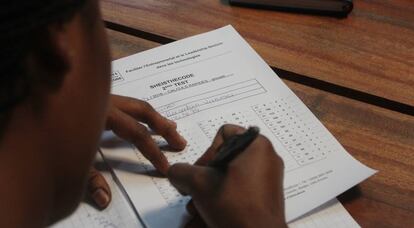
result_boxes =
[167,124,287,228]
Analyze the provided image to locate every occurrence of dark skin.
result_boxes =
[0,1,113,225]
[87,94,187,208]
[168,124,287,228]
[0,0,286,227]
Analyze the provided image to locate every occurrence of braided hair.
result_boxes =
[0,0,86,112]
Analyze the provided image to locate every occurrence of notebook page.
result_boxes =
[50,159,142,228]
[101,25,376,227]
[51,178,358,228]
[52,192,359,228]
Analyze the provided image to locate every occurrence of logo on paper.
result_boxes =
[111,71,124,83]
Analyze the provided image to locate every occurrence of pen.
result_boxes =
[208,126,260,168]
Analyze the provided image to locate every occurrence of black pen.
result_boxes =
[208,126,260,168]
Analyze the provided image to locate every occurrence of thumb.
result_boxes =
[87,168,112,209]
[167,163,216,196]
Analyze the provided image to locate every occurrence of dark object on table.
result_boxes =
[229,0,353,17]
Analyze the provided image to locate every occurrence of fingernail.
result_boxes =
[92,188,110,209]
[168,120,177,127]
[180,135,187,145]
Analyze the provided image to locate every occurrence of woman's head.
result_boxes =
[1,0,96,116]
[0,0,111,224]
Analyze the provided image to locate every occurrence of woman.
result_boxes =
[0,1,286,227]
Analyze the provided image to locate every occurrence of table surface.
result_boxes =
[101,0,414,108]
[102,0,414,227]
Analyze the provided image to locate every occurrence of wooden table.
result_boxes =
[102,0,414,227]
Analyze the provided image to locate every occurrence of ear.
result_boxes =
[26,24,73,94]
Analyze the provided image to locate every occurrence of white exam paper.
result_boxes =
[101,25,375,227]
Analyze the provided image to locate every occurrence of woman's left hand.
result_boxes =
[87,94,187,209]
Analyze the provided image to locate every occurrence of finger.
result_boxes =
[185,214,207,228]
[108,108,170,175]
[195,124,246,166]
[111,95,187,150]
[167,163,217,196]
[86,168,112,209]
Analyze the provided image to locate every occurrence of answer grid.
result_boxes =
[252,97,331,167]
